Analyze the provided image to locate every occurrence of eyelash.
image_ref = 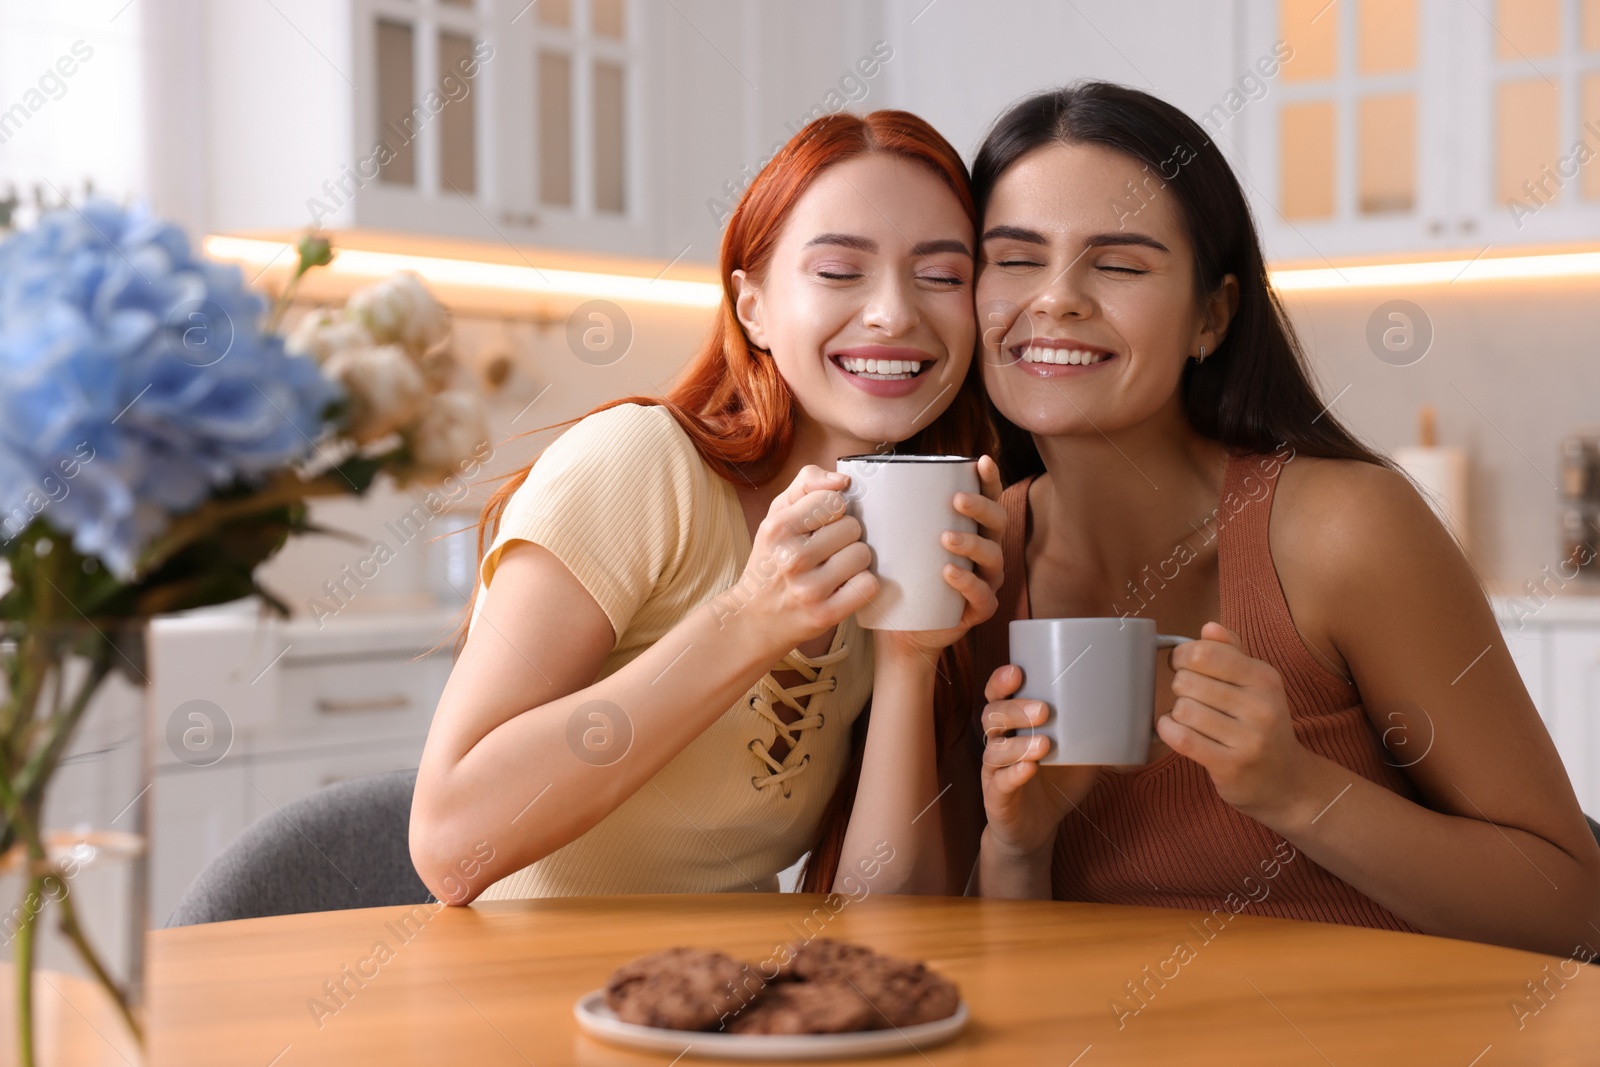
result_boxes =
[815,270,967,286]
[993,259,1147,276]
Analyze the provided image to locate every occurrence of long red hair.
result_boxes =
[463,109,994,892]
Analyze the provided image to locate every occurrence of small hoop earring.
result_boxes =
[1194,345,1207,364]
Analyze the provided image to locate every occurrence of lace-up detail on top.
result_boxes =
[748,642,849,797]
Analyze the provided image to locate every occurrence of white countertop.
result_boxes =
[1490,591,1600,626]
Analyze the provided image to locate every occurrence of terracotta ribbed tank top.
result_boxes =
[972,452,1421,932]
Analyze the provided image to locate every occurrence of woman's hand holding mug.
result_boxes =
[719,465,877,658]
[979,663,1102,863]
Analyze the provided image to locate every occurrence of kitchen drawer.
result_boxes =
[246,737,426,824]
[150,761,250,926]
[1548,626,1600,817]
[264,648,451,753]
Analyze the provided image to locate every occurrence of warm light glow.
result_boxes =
[205,235,1600,303]
[202,235,723,308]
[1270,249,1600,290]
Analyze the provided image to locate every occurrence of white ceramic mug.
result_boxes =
[837,454,979,631]
[1006,617,1194,764]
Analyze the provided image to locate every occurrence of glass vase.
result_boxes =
[0,621,148,1067]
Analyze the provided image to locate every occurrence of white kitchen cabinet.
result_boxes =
[1495,597,1600,818]
[148,608,455,925]
[149,761,250,930]
[248,738,427,822]
[197,0,654,257]
[1547,625,1600,816]
[1238,0,1600,263]
[183,0,911,266]
[346,0,646,252]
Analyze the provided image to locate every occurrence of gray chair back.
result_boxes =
[165,768,431,927]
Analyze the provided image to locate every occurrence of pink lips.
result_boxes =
[829,345,935,398]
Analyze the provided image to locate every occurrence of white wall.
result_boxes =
[0,0,146,222]
[879,0,1240,160]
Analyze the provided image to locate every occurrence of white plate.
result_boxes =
[573,990,969,1061]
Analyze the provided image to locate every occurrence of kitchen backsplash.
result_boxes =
[1283,276,1600,599]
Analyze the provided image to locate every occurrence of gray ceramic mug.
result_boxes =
[1006,618,1194,765]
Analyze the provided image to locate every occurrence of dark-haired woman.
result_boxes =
[409,110,1002,904]
[967,82,1600,954]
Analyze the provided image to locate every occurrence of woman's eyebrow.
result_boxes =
[981,226,1171,255]
[911,238,972,258]
[1084,232,1170,253]
[804,233,971,258]
[805,232,877,252]
[981,224,1046,244]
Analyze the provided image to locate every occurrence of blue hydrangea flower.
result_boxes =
[0,201,342,578]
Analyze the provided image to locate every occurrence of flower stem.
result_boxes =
[12,852,44,1067]
[14,654,112,805]
[54,875,142,1043]
[134,469,352,579]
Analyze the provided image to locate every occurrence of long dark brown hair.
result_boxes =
[462,109,995,893]
[971,81,1388,483]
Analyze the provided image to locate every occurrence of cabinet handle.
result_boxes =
[315,694,410,714]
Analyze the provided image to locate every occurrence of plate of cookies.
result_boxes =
[574,938,968,1060]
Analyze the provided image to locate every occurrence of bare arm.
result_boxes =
[410,467,876,903]
[1161,460,1600,954]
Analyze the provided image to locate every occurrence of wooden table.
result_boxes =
[10,894,1600,1065]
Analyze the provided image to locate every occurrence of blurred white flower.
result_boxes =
[347,271,451,358]
[285,308,375,365]
[323,344,428,444]
[416,344,459,393]
[408,390,489,478]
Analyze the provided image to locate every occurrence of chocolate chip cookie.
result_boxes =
[724,981,874,1035]
[780,938,961,1028]
[605,947,752,1031]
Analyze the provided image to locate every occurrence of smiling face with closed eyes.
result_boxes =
[976,141,1236,441]
[732,152,976,453]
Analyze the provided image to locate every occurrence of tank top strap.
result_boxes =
[997,475,1033,622]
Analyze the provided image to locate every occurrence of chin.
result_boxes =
[831,404,931,449]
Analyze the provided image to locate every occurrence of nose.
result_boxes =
[861,272,917,337]
[1031,258,1094,322]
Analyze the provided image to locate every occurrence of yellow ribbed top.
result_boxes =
[470,403,873,898]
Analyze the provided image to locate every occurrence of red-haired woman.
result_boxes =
[409,110,1003,903]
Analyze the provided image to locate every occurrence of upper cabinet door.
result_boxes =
[1453,0,1600,248]
[1241,0,1600,262]
[1240,0,1454,262]
[347,0,649,256]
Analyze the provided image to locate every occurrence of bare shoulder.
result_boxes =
[1273,455,1445,561]
[1270,454,1487,655]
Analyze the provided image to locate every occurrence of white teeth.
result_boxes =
[837,356,928,380]
[1016,345,1109,366]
